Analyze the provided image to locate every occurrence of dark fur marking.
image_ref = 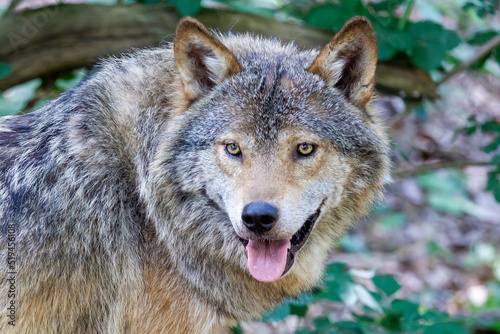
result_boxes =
[335,44,373,120]
[187,45,217,92]
[336,48,361,97]
[10,184,31,211]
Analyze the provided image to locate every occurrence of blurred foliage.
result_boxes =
[468,31,500,66]
[303,1,461,70]
[124,0,500,74]
[0,69,88,117]
[416,170,484,217]
[0,79,40,117]
[463,116,500,202]
[160,0,500,73]
[463,0,499,18]
[0,63,12,79]
[230,262,500,333]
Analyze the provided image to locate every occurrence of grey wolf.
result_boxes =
[0,16,390,333]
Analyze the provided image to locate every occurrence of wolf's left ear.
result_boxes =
[174,17,242,100]
[309,17,378,108]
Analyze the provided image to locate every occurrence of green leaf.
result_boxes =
[420,310,450,323]
[290,293,315,306]
[427,240,444,256]
[373,275,401,297]
[410,39,448,71]
[423,322,468,334]
[0,79,41,116]
[375,29,397,61]
[290,304,308,317]
[407,21,461,70]
[339,234,368,253]
[468,31,498,45]
[491,155,500,166]
[334,321,364,333]
[442,30,462,50]
[484,137,500,153]
[376,212,406,230]
[295,329,316,334]
[230,324,243,334]
[370,0,404,13]
[486,171,499,191]
[426,192,482,216]
[304,5,352,31]
[464,125,478,136]
[174,0,201,16]
[407,22,461,50]
[369,291,382,303]
[390,299,419,318]
[326,262,348,276]
[0,63,12,80]
[384,30,415,53]
[338,0,366,13]
[353,313,376,324]
[493,180,500,202]
[481,120,500,132]
[55,69,88,91]
[462,115,479,136]
[313,317,333,332]
[380,313,401,330]
[416,171,466,194]
[262,301,290,322]
[315,263,355,302]
[463,0,499,17]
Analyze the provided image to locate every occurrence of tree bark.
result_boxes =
[0,3,437,98]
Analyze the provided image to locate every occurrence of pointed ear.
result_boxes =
[309,17,378,108]
[174,17,242,100]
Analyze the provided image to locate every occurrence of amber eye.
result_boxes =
[225,143,242,156]
[297,143,316,157]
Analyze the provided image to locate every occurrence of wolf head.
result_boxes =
[151,17,390,286]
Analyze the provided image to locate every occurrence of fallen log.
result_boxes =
[0,3,437,98]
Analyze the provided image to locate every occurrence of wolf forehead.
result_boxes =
[174,34,382,159]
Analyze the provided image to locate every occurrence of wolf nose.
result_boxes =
[241,201,278,234]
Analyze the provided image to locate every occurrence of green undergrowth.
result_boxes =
[232,262,500,333]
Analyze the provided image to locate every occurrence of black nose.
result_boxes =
[241,201,278,234]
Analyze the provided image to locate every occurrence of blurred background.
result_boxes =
[1,0,499,333]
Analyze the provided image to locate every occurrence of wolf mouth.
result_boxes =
[238,200,324,279]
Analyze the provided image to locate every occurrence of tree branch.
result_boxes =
[393,160,491,178]
[438,33,500,85]
[0,3,436,98]
[389,100,421,129]
[3,0,21,17]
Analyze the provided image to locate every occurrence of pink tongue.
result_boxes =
[246,239,290,282]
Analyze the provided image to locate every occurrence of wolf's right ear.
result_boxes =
[174,17,242,101]
[309,17,378,108]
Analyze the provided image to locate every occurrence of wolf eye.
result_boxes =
[297,143,316,157]
[225,143,242,157]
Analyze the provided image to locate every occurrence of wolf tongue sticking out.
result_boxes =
[246,239,291,282]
